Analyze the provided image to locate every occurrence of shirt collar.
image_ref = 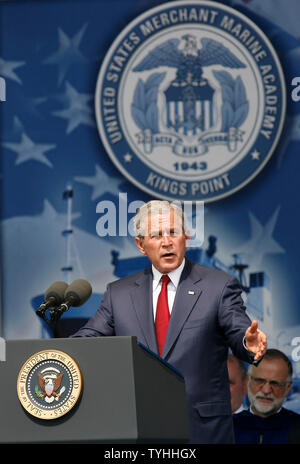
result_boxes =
[152,258,185,290]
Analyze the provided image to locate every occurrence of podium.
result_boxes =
[0,336,189,443]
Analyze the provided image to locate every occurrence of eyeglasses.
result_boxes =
[249,375,290,392]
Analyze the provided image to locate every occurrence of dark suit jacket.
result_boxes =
[234,407,300,444]
[73,259,255,443]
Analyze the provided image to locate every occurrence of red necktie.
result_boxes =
[155,274,170,356]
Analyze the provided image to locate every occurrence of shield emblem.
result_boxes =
[165,81,215,135]
[45,382,54,397]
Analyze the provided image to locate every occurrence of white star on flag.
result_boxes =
[43,23,88,85]
[0,57,25,84]
[2,133,56,168]
[39,199,81,224]
[74,164,122,200]
[233,206,285,269]
[52,81,95,133]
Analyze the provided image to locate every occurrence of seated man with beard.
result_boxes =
[233,348,300,444]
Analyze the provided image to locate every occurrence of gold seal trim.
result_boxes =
[17,349,82,420]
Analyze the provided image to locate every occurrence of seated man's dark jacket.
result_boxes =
[233,407,300,444]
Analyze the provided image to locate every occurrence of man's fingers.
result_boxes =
[246,320,258,339]
[245,323,267,360]
[254,349,263,360]
[253,338,267,360]
[250,320,258,333]
[260,334,267,348]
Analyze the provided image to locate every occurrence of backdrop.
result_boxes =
[1,0,300,412]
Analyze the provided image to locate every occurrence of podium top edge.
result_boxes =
[4,337,184,380]
[4,336,137,343]
[137,342,184,379]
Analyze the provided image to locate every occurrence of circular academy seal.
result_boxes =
[95,0,286,202]
[17,349,82,420]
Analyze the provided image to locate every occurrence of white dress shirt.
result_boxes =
[234,404,246,414]
[152,258,185,320]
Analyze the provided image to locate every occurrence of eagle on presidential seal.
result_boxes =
[35,369,65,403]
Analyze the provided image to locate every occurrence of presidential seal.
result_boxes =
[17,349,82,420]
[95,0,286,202]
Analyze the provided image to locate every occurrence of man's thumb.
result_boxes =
[250,320,258,333]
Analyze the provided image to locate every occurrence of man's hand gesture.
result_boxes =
[245,320,267,361]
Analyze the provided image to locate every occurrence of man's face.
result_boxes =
[248,358,292,418]
[227,358,248,413]
[135,210,188,274]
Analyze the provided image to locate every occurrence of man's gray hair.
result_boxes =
[248,348,293,381]
[134,200,187,238]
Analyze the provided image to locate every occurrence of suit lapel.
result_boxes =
[162,259,203,358]
[130,267,158,353]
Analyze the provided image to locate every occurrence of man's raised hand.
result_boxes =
[245,320,267,361]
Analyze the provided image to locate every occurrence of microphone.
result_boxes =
[37,281,68,316]
[56,279,92,314]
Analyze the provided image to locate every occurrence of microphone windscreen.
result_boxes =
[44,281,68,304]
[64,279,92,307]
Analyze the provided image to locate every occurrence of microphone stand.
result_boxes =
[36,305,66,338]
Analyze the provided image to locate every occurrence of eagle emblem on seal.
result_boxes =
[35,367,65,403]
[133,35,245,84]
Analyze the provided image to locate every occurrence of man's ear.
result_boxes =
[135,237,146,255]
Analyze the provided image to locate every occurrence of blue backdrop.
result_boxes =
[1,0,300,412]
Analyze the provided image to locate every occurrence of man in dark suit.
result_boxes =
[73,200,267,443]
[234,349,300,444]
